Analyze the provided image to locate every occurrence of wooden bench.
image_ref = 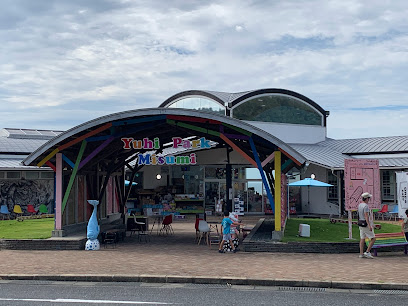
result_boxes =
[330,217,381,230]
[16,214,55,222]
[366,232,408,256]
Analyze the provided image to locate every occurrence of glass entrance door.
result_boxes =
[205,182,226,214]
[247,181,263,213]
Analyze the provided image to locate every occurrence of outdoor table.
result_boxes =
[150,214,164,235]
[102,229,126,243]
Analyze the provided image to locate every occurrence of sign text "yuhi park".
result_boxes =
[121,137,212,165]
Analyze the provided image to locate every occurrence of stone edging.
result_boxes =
[1,274,407,290]
[0,238,86,250]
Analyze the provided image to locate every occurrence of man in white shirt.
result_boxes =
[358,192,376,259]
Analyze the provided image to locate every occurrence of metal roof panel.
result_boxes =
[290,143,351,168]
[318,136,408,153]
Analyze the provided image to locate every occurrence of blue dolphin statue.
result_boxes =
[86,200,100,240]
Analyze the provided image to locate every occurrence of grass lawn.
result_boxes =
[282,218,402,243]
[0,218,54,239]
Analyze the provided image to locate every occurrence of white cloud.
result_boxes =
[327,109,408,139]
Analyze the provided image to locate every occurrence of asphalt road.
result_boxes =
[1,280,408,305]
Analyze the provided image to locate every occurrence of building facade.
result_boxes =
[1,89,406,233]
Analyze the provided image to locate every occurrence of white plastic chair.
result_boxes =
[197,220,211,247]
[131,215,150,242]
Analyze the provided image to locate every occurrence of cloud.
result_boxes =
[0,0,407,139]
[327,109,408,139]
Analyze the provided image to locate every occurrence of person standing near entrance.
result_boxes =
[358,192,376,259]
[219,210,243,253]
[402,209,408,240]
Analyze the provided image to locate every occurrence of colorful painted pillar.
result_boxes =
[274,151,281,232]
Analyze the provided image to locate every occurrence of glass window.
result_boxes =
[0,171,4,178]
[168,97,225,115]
[246,168,262,180]
[40,172,55,179]
[205,166,226,179]
[25,172,40,179]
[247,181,263,212]
[263,184,273,214]
[172,165,203,195]
[182,166,203,195]
[6,172,21,179]
[232,94,322,126]
[327,171,338,200]
[232,167,246,180]
[381,170,395,201]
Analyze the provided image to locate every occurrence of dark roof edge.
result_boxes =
[158,90,226,108]
[228,88,328,126]
[22,108,307,167]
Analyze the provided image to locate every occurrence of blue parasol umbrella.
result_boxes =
[288,178,333,210]
[125,180,137,186]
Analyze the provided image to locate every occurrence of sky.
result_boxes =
[1,0,408,140]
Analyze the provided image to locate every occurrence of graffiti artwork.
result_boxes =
[396,172,408,218]
[0,179,54,213]
[344,159,380,211]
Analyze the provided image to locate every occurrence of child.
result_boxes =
[229,212,240,239]
[218,210,243,253]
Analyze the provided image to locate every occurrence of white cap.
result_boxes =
[361,192,372,199]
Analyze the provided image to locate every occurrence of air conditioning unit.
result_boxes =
[299,224,310,237]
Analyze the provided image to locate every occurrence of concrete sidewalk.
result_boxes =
[1,217,407,290]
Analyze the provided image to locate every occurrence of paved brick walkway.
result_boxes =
[0,216,407,288]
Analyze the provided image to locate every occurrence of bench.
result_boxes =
[330,217,381,230]
[366,232,408,256]
[16,214,55,222]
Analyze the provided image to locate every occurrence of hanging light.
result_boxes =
[156,174,162,180]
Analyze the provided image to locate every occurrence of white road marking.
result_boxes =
[0,298,174,304]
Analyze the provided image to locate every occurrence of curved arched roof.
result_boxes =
[228,88,326,115]
[22,108,306,170]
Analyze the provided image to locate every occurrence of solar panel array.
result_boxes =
[1,128,62,140]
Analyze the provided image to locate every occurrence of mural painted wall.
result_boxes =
[0,179,54,213]
[344,159,380,211]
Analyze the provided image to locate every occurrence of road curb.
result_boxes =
[1,274,408,290]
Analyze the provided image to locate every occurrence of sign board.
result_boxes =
[233,198,244,215]
[344,159,380,211]
[396,172,408,217]
[121,136,212,165]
